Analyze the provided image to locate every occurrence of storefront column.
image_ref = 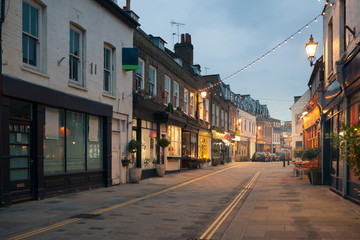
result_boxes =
[0,96,10,206]
[104,116,112,187]
[33,104,45,200]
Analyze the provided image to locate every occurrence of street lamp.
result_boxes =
[256,126,261,152]
[305,35,318,67]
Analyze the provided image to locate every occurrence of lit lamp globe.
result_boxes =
[305,35,318,67]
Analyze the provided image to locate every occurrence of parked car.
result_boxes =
[252,152,266,162]
[265,152,271,162]
[277,152,286,161]
[270,153,277,161]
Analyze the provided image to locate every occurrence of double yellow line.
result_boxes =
[7,164,247,240]
[199,171,261,240]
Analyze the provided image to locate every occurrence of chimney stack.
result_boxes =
[175,33,194,66]
[123,0,131,11]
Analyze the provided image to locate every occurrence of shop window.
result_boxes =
[66,111,86,172]
[87,115,103,170]
[168,126,181,157]
[199,136,210,159]
[44,108,103,175]
[141,120,157,169]
[44,108,65,174]
[182,132,198,158]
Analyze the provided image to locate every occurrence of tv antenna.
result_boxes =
[204,67,210,75]
[171,20,185,45]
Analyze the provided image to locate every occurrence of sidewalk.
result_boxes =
[221,164,360,240]
[0,163,359,240]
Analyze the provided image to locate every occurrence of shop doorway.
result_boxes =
[9,121,34,202]
[8,99,34,202]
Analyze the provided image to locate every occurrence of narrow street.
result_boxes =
[1,162,359,240]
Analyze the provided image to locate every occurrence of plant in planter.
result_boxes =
[327,123,360,196]
[156,138,170,177]
[293,147,305,160]
[309,166,321,185]
[127,140,142,183]
[302,147,321,184]
[121,156,132,167]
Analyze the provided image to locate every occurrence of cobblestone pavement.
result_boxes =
[1,162,360,240]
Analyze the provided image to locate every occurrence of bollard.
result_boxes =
[283,159,285,167]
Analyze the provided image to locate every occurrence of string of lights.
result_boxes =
[199,1,335,93]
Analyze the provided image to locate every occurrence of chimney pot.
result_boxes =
[123,0,131,10]
[181,34,185,43]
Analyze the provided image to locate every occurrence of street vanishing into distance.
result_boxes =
[1,162,359,240]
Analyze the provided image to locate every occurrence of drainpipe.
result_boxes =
[0,0,5,207]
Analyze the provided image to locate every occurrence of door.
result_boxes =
[9,121,33,201]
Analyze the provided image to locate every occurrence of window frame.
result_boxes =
[103,44,115,95]
[184,88,189,115]
[205,99,209,122]
[149,65,157,97]
[69,25,85,86]
[136,58,145,91]
[164,75,171,105]
[189,92,195,117]
[22,0,43,71]
[173,81,179,109]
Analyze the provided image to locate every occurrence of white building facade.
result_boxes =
[0,0,137,206]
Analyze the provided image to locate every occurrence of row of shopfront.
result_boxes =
[131,94,254,179]
[302,47,360,203]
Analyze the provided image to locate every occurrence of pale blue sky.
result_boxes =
[129,0,325,121]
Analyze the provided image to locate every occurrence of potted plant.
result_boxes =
[327,123,360,197]
[156,138,170,177]
[302,147,321,184]
[127,140,142,183]
[293,147,305,160]
[121,156,132,167]
[309,166,321,185]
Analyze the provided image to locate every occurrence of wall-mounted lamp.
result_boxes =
[305,35,318,67]
[200,91,207,98]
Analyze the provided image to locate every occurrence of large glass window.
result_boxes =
[87,115,103,170]
[44,108,65,174]
[66,111,86,172]
[141,120,157,169]
[182,132,198,158]
[22,1,38,67]
[168,126,181,157]
[44,109,103,175]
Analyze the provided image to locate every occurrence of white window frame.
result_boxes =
[212,104,215,125]
[205,99,209,122]
[164,75,171,105]
[103,44,115,95]
[190,92,195,117]
[173,81,179,109]
[199,96,204,120]
[69,25,84,86]
[149,65,157,97]
[136,58,145,90]
[184,88,189,115]
[22,0,44,72]
[221,110,224,127]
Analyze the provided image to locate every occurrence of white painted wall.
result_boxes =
[2,0,134,184]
